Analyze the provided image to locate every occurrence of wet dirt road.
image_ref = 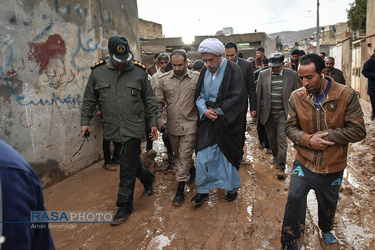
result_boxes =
[44,100,375,249]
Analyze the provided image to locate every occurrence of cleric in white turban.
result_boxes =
[198,38,225,56]
[191,37,246,206]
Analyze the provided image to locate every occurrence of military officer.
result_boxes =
[80,35,158,226]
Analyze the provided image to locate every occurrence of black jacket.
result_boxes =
[362,54,375,96]
[237,58,256,111]
[194,60,246,169]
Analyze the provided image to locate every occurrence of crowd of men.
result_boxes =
[78,35,367,248]
[1,34,367,249]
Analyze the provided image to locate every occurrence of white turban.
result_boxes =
[198,38,225,56]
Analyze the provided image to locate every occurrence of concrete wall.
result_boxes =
[366,0,375,36]
[329,45,342,72]
[321,23,350,45]
[0,0,140,187]
[139,18,162,38]
[359,0,375,101]
[146,37,185,47]
[342,38,353,88]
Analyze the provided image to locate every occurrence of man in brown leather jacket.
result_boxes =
[281,54,366,249]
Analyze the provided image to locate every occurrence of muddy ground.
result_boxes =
[44,99,375,249]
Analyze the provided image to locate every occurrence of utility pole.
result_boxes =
[316,0,320,54]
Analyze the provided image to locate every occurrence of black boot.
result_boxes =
[191,193,209,206]
[173,182,185,206]
[162,129,175,163]
[144,174,155,196]
[225,191,238,203]
[111,207,131,226]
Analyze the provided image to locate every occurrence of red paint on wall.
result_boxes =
[28,34,66,75]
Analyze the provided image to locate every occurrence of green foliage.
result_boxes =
[347,0,367,32]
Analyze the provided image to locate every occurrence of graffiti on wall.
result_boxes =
[53,0,112,23]
[1,0,113,109]
[28,34,67,75]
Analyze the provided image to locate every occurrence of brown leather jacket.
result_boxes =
[286,76,366,174]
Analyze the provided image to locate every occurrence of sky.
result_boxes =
[137,0,353,43]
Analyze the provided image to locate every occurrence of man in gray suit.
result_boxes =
[256,53,298,178]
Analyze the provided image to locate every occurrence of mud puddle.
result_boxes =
[44,100,375,249]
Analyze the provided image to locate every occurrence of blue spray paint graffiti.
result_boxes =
[0,40,20,99]
[97,0,111,23]
[20,92,82,107]
[32,17,54,42]
[71,27,99,71]
[54,0,111,23]
[3,0,114,107]
[1,39,82,108]
[23,16,106,71]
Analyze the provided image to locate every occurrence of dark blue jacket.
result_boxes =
[362,54,375,96]
[0,140,55,250]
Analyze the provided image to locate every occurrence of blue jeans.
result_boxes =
[281,160,343,249]
[116,138,154,212]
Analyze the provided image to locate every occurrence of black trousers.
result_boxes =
[103,138,120,164]
[281,161,343,249]
[370,95,375,116]
[257,122,270,149]
[116,138,154,212]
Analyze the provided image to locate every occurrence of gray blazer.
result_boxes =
[256,67,298,125]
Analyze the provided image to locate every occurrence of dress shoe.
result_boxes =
[225,191,238,203]
[144,174,155,196]
[111,208,130,226]
[173,182,185,206]
[277,168,286,179]
[266,148,272,154]
[102,163,116,172]
[258,142,265,149]
[371,114,375,121]
[191,193,209,206]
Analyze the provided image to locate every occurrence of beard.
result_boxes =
[207,65,219,73]
[174,69,185,77]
